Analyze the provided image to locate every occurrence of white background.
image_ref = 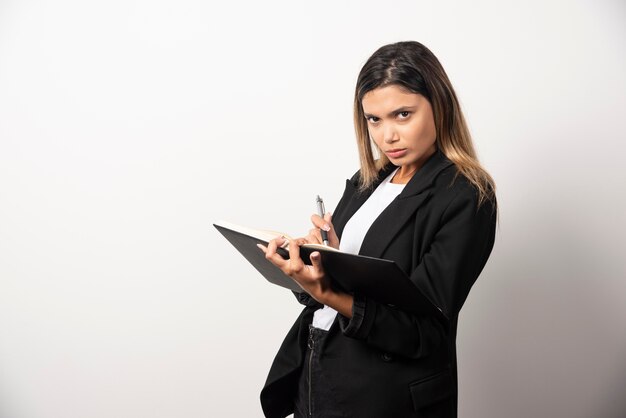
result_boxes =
[1,1,625,417]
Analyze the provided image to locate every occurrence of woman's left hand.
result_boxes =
[257,237,331,304]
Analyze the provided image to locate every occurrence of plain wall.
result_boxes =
[1,0,625,417]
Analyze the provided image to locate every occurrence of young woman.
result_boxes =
[257,40,497,418]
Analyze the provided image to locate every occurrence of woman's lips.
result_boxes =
[386,148,407,158]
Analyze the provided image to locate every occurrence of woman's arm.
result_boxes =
[336,188,497,359]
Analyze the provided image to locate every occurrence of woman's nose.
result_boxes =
[383,124,399,143]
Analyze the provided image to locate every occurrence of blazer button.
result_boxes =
[381,352,393,362]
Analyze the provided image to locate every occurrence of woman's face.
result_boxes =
[361,84,437,177]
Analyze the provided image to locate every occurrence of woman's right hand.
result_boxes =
[305,212,340,249]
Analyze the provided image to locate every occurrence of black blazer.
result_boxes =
[260,150,497,418]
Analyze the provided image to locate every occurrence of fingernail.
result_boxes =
[322,224,331,231]
[256,243,265,251]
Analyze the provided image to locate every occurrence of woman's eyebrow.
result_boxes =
[363,106,417,118]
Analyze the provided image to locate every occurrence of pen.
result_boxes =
[315,195,329,246]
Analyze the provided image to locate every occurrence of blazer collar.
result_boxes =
[383,149,453,198]
[348,149,452,193]
[342,149,454,259]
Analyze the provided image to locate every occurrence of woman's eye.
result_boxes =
[366,116,380,123]
[398,111,410,119]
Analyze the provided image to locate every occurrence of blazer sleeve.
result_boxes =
[336,187,497,359]
[292,290,323,308]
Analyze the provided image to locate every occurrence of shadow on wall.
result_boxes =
[595,364,626,418]
[464,191,626,418]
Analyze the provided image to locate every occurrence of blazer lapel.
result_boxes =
[333,164,397,240]
[358,150,453,259]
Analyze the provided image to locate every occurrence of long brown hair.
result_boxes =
[353,41,496,208]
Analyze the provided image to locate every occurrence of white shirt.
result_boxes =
[312,167,406,330]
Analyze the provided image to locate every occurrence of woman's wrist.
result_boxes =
[318,288,353,318]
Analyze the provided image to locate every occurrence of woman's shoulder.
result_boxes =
[431,165,497,214]
[348,168,362,185]
[434,165,473,194]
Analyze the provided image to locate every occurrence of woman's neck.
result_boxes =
[390,166,418,184]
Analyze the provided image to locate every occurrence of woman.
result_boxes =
[257,41,497,418]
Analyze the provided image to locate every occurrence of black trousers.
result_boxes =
[294,324,345,418]
[292,324,455,418]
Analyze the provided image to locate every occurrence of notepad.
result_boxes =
[214,220,446,321]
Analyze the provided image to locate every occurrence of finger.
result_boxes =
[262,238,289,268]
[268,236,288,253]
[310,214,332,232]
[287,238,305,272]
[311,214,334,247]
[265,238,279,256]
[321,213,340,249]
[257,243,279,264]
[307,228,322,244]
[310,251,323,272]
[276,235,289,248]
